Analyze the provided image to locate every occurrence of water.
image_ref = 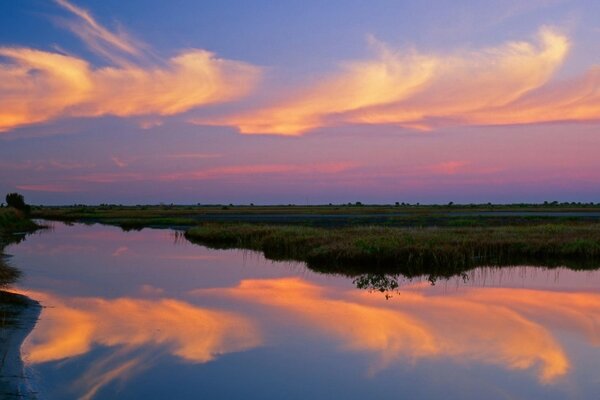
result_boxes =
[5,222,600,399]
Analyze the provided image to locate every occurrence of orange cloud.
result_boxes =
[74,356,145,400]
[0,1,259,132]
[207,277,573,382]
[201,27,585,135]
[466,67,600,126]
[20,290,261,364]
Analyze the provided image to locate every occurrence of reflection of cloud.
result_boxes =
[21,290,261,364]
[0,1,259,132]
[18,288,261,400]
[111,246,129,257]
[200,27,591,135]
[74,352,145,400]
[465,288,600,347]
[205,278,574,382]
[163,153,222,160]
[159,255,221,261]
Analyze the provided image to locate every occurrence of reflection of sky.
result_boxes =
[1,1,600,203]
[7,223,600,399]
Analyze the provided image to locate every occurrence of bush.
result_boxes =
[5,192,30,214]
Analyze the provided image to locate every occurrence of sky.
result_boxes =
[1,0,599,205]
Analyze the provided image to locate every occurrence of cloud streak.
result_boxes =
[0,1,260,132]
[198,27,600,135]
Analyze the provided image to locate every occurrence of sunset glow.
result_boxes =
[1,0,599,203]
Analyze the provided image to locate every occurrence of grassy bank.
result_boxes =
[185,223,600,278]
[0,208,39,235]
[0,208,41,325]
[0,208,39,286]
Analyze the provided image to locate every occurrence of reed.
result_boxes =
[185,223,600,277]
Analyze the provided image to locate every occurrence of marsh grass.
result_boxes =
[31,204,600,278]
[185,223,600,277]
[0,208,39,233]
[0,208,41,327]
[33,204,600,229]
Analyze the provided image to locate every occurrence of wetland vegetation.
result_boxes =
[29,202,600,281]
[0,202,42,330]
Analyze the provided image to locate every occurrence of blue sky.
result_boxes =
[1,1,599,204]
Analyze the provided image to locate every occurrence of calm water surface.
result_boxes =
[6,222,600,399]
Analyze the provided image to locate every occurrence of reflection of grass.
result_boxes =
[0,290,29,329]
[185,223,600,278]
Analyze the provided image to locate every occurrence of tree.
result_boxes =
[5,192,30,214]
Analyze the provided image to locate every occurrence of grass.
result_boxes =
[29,203,600,281]
[1,207,40,289]
[0,208,39,233]
[185,223,600,279]
[0,208,41,327]
[31,203,600,229]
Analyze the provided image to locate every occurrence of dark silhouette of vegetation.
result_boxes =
[5,193,30,215]
[0,205,41,300]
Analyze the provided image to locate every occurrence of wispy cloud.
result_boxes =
[157,162,357,181]
[111,156,128,168]
[54,0,142,64]
[163,153,223,160]
[63,162,356,184]
[0,0,260,132]
[0,159,95,171]
[16,183,80,192]
[195,27,600,135]
[427,161,469,175]
[71,172,145,184]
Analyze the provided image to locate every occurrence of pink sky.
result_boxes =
[1,1,599,204]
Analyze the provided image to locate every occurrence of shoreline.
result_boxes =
[0,292,41,399]
[0,208,44,399]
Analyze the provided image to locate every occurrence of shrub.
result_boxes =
[5,192,30,214]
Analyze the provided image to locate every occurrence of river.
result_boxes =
[5,222,600,399]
